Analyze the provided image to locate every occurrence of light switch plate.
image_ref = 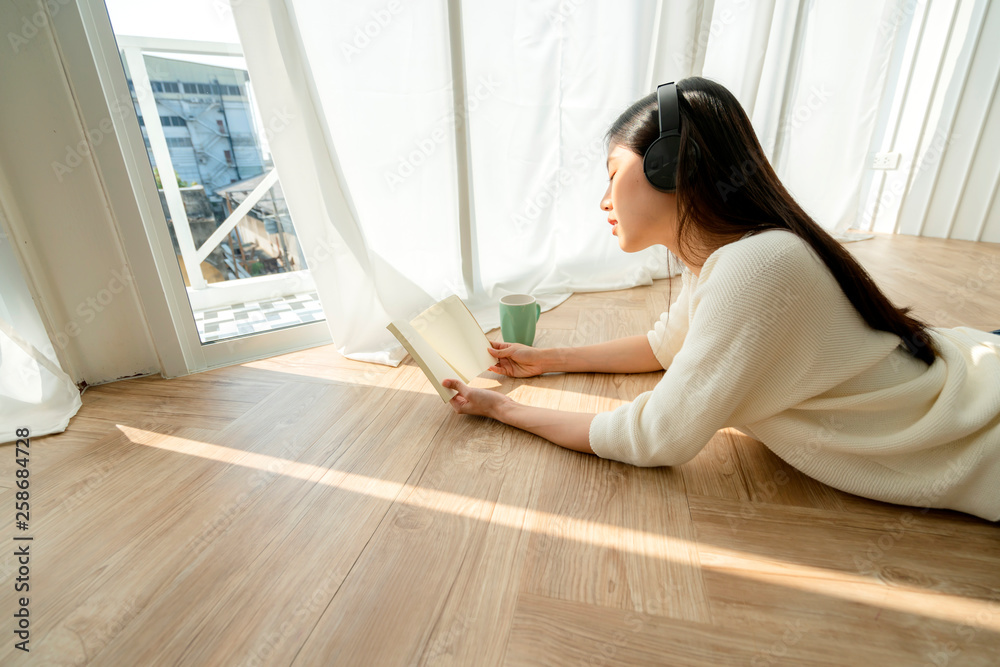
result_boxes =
[872,152,901,169]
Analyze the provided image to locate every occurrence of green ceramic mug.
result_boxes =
[499,294,541,346]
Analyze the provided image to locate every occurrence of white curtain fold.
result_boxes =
[690,0,900,235]
[0,317,82,445]
[230,0,900,367]
[0,210,81,445]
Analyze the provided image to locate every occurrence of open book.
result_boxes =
[386,295,496,403]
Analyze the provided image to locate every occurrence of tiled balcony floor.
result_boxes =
[193,291,326,343]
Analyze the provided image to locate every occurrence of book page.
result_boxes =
[410,295,495,383]
[386,320,460,403]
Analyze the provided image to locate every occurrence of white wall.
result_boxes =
[0,0,161,386]
[859,0,1000,240]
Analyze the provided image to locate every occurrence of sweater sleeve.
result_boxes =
[646,275,691,371]
[588,237,825,466]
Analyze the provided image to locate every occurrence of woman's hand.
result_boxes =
[486,340,548,378]
[443,378,512,419]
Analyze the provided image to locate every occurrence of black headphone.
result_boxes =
[643,81,698,192]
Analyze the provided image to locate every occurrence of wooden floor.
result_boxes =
[2,232,999,666]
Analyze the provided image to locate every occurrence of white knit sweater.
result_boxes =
[588,229,1000,521]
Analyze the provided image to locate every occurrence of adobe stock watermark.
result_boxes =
[34,264,135,363]
[51,115,118,183]
[715,327,849,533]
[511,133,606,234]
[7,0,72,55]
[189,437,304,557]
[776,84,832,136]
[879,0,925,37]
[422,613,477,664]
[242,571,343,667]
[671,0,750,72]
[52,100,292,184]
[851,455,977,577]
[383,74,502,192]
[941,253,1000,312]
[925,599,1000,667]
[724,467,793,533]
[881,242,987,372]
[714,153,767,202]
[586,580,688,667]
[560,247,681,355]
[679,244,804,406]
[290,231,436,386]
[547,0,586,26]
[715,82,831,202]
[213,0,236,20]
[259,106,295,145]
[751,620,807,666]
[340,0,404,63]
[859,128,958,231]
[48,65,170,183]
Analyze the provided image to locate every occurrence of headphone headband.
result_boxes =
[656,82,680,139]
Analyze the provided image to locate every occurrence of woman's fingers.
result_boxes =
[443,379,466,412]
[490,340,516,356]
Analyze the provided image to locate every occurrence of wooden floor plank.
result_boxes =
[502,590,890,666]
[77,392,256,430]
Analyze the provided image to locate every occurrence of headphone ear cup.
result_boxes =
[643,134,681,192]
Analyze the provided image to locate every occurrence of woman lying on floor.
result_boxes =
[442,76,1000,523]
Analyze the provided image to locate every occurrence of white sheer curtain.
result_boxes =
[229,0,900,367]
[680,0,900,236]
[0,204,82,445]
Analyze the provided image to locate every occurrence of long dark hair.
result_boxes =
[605,76,939,365]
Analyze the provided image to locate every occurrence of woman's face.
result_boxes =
[601,142,687,266]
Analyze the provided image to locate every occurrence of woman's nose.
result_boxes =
[601,183,611,211]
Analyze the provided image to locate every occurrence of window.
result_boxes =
[102,10,312,337]
[159,115,187,127]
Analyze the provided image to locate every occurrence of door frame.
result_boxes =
[68,0,332,378]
